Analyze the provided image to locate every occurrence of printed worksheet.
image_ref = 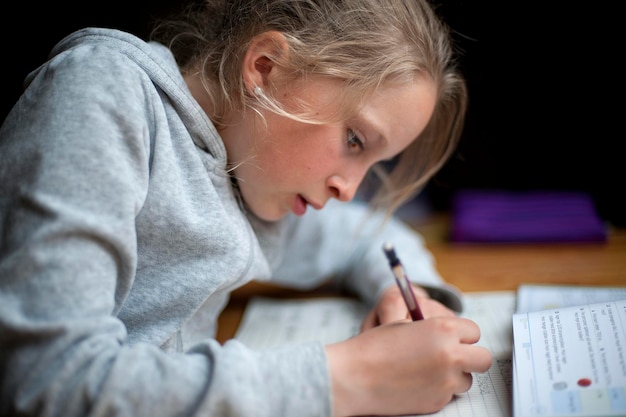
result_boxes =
[235,291,516,417]
[512,299,626,417]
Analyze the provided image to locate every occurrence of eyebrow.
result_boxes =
[357,115,388,149]
[361,117,398,163]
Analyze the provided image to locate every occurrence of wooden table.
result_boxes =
[216,214,626,343]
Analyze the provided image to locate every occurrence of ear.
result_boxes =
[242,31,289,94]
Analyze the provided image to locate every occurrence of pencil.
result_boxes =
[382,243,424,321]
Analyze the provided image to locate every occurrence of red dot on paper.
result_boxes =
[577,378,592,387]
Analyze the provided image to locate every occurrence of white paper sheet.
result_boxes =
[516,284,626,314]
[234,297,369,348]
[512,299,626,417]
[234,291,516,417]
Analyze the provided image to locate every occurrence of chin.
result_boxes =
[249,206,289,222]
[258,214,288,222]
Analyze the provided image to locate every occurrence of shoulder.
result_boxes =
[27,28,180,98]
[21,28,183,123]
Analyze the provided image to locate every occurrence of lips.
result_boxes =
[293,194,308,216]
[292,194,324,216]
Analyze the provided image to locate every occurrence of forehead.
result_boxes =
[359,76,438,154]
[286,73,437,124]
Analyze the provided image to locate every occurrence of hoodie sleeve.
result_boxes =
[0,30,332,417]
[271,199,464,312]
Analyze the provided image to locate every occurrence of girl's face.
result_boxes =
[221,76,437,222]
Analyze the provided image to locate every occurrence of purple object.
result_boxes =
[450,190,607,243]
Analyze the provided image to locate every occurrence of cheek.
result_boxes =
[263,116,342,173]
[285,151,329,178]
[274,148,334,186]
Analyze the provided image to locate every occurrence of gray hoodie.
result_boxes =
[0,28,459,417]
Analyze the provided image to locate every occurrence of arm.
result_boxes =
[0,35,333,417]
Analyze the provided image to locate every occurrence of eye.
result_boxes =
[346,129,364,151]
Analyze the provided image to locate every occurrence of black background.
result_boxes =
[2,1,623,226]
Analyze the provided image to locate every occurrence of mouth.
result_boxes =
[293,195,308,216]
[292,195,323,216]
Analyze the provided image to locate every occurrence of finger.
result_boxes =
[455,317,482,344]
[411,284,430,298]
[377,287,412,324]
[360,309,379,331]
[377,302,410,324]
[455,372,474,394]
[461,345,493,374]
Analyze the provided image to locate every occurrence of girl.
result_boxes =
[0,0,492,416]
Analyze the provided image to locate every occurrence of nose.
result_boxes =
[326,174,360,202]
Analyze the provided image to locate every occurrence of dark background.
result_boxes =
[2,1,623,226]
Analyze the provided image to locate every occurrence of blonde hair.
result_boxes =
[151,0,467,217]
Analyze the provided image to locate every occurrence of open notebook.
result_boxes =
[233,285,626,417]
[235,291,515,417]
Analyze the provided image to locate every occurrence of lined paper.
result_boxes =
[234,291,516,417]
[233,285,626,416]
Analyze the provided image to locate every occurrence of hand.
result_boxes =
[326,316,493,417]
[361,284,455,330]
